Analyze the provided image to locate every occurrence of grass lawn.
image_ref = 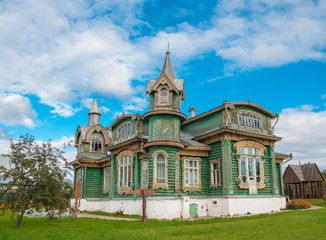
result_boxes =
[0,199,325,240]
[81,210,141,219]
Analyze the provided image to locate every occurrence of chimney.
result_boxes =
[188,106,196,118]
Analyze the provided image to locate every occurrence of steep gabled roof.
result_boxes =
[146,51,184,99]
[283,163,324,183]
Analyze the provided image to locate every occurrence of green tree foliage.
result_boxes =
[0,134,72,228]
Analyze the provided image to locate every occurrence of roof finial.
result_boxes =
[167,42,170,54]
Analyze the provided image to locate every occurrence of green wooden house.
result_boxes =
[69,51,289,219]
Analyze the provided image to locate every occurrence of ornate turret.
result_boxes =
[144,49,186,143]
[88,98,101,126]
[146,49,185,112]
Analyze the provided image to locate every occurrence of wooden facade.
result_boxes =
[283,164,325,199]
[69,51,290,219]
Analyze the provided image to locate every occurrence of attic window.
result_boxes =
[118,123,131,139]
[238,111,261,128]
[159,88,168,105]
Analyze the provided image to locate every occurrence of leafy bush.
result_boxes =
[286,200,311,209]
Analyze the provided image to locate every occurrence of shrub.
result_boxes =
[286,200,311,210]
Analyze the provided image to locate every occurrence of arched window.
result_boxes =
[159,88,168,105]
[153,150,168,189]
[240,147,262,184]
[118,123,131,139]
[156,154,166,184]
[119,154,132,188]
[238,111,261,128]
[91,136,102,152]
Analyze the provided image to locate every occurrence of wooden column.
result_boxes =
[270,145,280,195]
[109,155,116,199]
[300,182,303,199]
[221,134,234,195]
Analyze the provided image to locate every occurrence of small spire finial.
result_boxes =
[167,42,170,53]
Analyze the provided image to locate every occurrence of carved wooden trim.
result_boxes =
[143,110,186,120]
[144,140,184,149]
[85,125,111,145]
[179,150,209,157]
[234,141,266,190]
[233,141,266,154]
[117,150,133,194]
[157,86,170,106]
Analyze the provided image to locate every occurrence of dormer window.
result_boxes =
[91,136,102,152]
[159,88,168,105]
[238,111,261,128]
[118,123,131,139]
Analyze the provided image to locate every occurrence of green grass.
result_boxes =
[0,199,325,240]
[81,210,141,219]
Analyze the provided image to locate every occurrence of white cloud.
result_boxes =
[123,96,148,112]
[0,94,38,128]
[275,105,326,171]
[0,0,325,120]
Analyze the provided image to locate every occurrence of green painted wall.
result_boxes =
[207,142,223,195]
[149,115,180,141]
[181,111,223,137]
[84,167,102,198]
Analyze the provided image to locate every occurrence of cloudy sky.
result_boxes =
[0,0,325,171]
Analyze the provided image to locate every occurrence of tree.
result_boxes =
[0,134,71,228]
[322,170,326,188]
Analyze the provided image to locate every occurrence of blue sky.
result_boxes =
[0,0,326,170]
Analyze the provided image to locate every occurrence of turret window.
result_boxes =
[118,123,131,139]
[238,111,261,128]
[91,136,102,152]
[159,88,168,105]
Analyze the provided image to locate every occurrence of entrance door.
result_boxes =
[189,203,198,218]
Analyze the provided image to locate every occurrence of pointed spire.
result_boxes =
[88,98,101,126]
[88,98,101,115]
[160,44,177,83]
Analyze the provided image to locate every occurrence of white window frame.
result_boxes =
[153,150,168,189]
[238,111,262,128]
[210,159,221,188]
[182,157,201,192]
[239,147,262,184]
[103,167,110,194]
[118,123,131,139]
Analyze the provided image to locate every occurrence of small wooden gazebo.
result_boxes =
[283,163,324,199]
